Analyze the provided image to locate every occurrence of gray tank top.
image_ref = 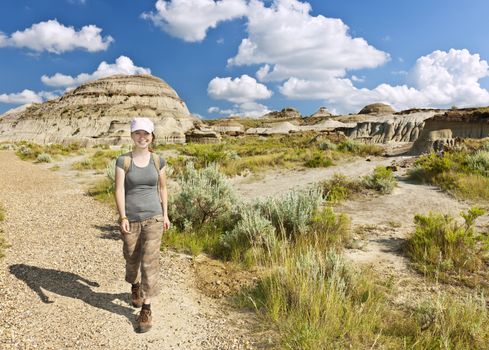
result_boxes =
[116,154,166,221]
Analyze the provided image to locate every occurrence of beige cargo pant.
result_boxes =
[121,215,164,299]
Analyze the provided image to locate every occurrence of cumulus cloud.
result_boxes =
[0,89,44,104]
[142,0,248,42]
[280,49,489,113]
[41,56,151,88]
[228,0,389,81]
[207,102,270,117]
[207,74,272,103]
[0,19,113,53]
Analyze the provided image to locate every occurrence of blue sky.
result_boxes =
[1,0,489,118]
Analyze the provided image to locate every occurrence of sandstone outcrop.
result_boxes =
[309,107,332,118]
[338,111,437,143]
[209,118,245,136]
[262,107,301,121]
[0,74,198,145]
[358,103,396,115]
[411,108,489,153]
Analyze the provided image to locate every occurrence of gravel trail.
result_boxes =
[0,151,255,350]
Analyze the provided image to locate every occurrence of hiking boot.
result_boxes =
[137,306,152,333]
[131,283,143,308]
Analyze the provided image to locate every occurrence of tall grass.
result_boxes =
[244,247,388,349]
[408,148,489,201]
[412,293,489,349]
[404,207,489,285]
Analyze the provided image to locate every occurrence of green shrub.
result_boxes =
[303,151,333,168]
[405,207,488,281]
[321,173,363,203]
[219,204,277,262]
[362,166,397,194]
[466,150,489,176]
[307,207,351,250]
[318,139,337,151]
[338,139,361,153]
[170,162,237,231]
[0,143,15,150]
[36,153,53,163]
[259,187,323,240]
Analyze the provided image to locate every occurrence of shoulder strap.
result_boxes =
[152,153,161,172]
[123,152,132,174]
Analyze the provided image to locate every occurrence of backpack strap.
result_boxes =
[122,152,161,180]
[122,152,132,174]
[152,153,161,173]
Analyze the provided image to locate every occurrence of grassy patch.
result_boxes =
[72,149,124,172]
[412,293,489,349]
[15,141,83,161]
[157,134,383,176]
[408,146,489,201]
[87,178,115,206]
[405,207,489,286]
[161,224,223,257]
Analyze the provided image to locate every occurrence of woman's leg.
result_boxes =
[139,216,164,300]
[121,221,143,284]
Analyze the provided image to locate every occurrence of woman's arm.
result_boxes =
[115,166,130,234]
[158,167,170,230]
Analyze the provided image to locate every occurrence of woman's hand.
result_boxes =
[120,219,131,234]
[163,214,171,231]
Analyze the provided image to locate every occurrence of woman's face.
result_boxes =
[131,130,153,149]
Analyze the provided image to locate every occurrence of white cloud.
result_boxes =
[351,75,364,82]
[228,0,389,81]
[207,102,270,117]
[142,0,248,42]
[280,49,489,113]
[238,101,271,117]
[207,74,272,103]
[0,19,113,53]
[41,56,151,88]
[0,89,44,104]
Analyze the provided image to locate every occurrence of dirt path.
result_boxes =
[230,156,405,199]
[0,151,256,350]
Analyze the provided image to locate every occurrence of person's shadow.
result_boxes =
[9,264,138,329]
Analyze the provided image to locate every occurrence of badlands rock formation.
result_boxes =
[411,107,489,153]
[240,104,437,143]
[358,103,396,115]
[0,74,198,146]
[262,107,302,121]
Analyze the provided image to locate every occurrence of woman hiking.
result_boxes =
[114,117,170,333]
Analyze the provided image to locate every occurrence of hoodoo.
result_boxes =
[0,74,198,145]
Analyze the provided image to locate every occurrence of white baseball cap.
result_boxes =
[130,117,154,133]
